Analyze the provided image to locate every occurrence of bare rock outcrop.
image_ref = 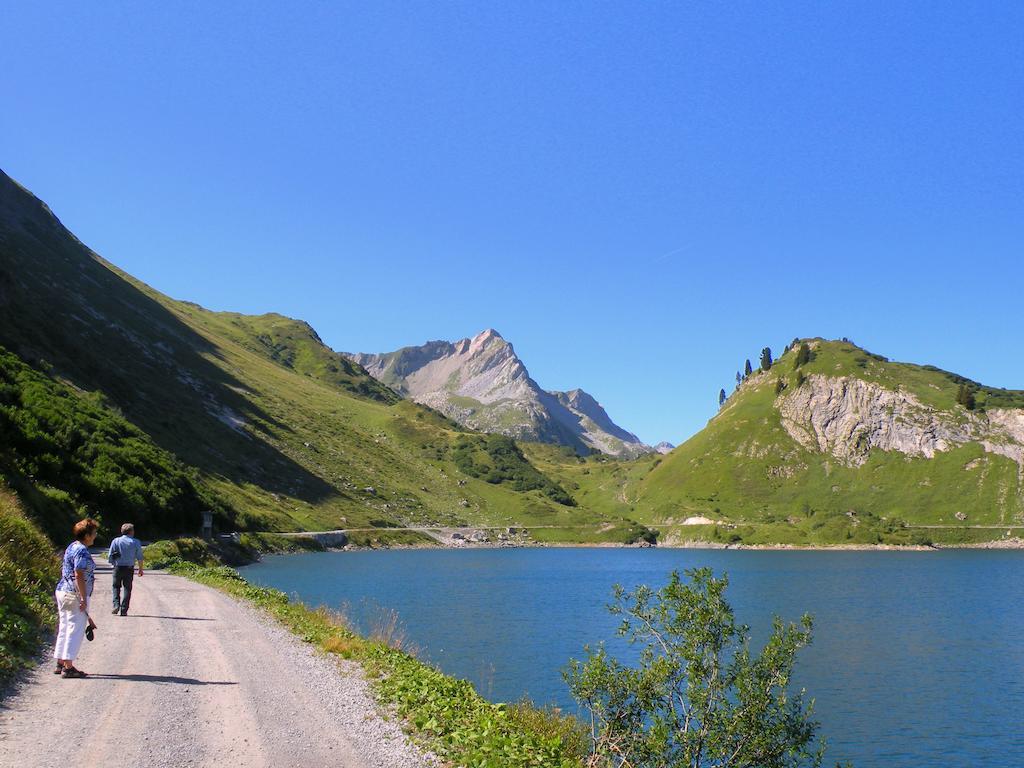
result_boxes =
[779,374,1024,470]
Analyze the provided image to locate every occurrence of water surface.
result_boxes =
[244,547,1024,767]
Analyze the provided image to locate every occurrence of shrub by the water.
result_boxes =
[566,568,830,768]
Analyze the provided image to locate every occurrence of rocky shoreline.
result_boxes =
[330,536,1024,553]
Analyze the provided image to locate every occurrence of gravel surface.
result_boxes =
[0,564,434,768]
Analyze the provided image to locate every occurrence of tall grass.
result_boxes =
[0,488,59,681]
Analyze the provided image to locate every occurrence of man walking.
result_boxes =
[108,523,144,616]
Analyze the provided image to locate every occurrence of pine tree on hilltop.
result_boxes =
[735,371,741,387]
[956,383,977,410]
[793,342,811,369]
[744,359,753,377]
[719,388,727,407]
[760,347,773,372]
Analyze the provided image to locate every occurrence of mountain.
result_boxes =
[654,442,675,454]
[4,165,1021,549]
[530,338,1024,546]
[0,169,653,544]
[347,330,650,458]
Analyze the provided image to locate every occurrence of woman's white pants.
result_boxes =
[54,590,88,661]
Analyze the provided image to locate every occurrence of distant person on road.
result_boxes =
[54,518,99,678]
[108,522,144,616]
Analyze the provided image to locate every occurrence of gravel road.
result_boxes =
[0,564,433,768]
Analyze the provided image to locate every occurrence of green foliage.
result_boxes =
[565,569,826,768]
[793,343,812,368]
[761,347,773,372]
[372,649,582,767]
[718,389,727,407]
[744,359,753,377]
[0,489,60,680]
[143,538,221,569]
[237,532,326,554]
[453,435,576,506]
[0,347,224,540]
[956,383,976,411]
[796,370,807,388]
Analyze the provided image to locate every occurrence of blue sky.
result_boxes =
[2,2,1022,445]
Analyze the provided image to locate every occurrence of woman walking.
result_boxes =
[54,518,99,678]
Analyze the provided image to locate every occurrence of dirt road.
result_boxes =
[0,564,429,768]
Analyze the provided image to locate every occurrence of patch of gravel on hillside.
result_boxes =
[231,597,437,768]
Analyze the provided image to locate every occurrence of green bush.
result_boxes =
[0,347,226,540]
[453,435,576,506]
[0,489,59,680]
[143,538,220,569]
[566,569,828,768]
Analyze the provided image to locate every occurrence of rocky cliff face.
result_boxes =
[779,374,1024,473]
[348,330,650,457]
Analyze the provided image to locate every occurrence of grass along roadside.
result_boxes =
[0,488,60,683]
[169,561,587,768]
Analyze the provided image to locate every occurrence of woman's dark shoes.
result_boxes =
[85,625,95,641]
[54,664,63,674]
[61,667,88,678]
[111,607,120,614]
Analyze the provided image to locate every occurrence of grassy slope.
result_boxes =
[0,487,59,680]
[534,341,1024,546]
[646,341,1024,544]
[0,169,633,543]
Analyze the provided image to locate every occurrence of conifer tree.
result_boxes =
[719,388,727,407]
[957,383,977,410]
[744,359,753,377]
[760,347,773,371]
[793,342,811,369]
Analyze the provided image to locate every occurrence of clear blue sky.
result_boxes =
[2,2,1022,445]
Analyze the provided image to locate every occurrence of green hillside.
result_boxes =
[3,166,1021,551]
[0,169,648,544]
[534,340,1024,546]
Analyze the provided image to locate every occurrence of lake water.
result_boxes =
[243,547,1024,767]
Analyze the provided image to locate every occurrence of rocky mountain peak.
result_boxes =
[345,330,650,457]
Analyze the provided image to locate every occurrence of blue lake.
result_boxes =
[243,547,1024,767]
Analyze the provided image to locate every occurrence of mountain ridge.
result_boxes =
[0,167,652,545]
[4,165,1023,549]
[347,330,651,458]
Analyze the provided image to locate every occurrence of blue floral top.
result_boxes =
[56,541,95,597]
